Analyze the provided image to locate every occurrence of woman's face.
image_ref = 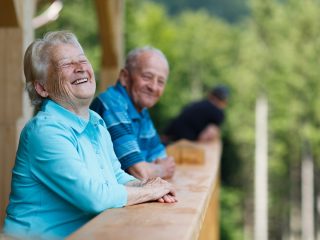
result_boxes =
[45,43,96,111]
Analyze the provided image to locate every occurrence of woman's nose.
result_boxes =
[74,62,84,72]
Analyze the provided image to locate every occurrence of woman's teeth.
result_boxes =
[73,78,88,85]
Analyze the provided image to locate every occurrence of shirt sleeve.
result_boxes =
[144,123,167,161]
[29,120,128,214]
[105,130,137,184]
[100,105,145,170]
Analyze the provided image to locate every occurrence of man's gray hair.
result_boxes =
[24,31,83,108]
[124,46,169,72]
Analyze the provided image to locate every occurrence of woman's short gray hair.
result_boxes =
[124,46,169,72]
[24,31,82,108]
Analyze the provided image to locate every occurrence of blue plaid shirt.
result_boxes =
[91,82,166,170]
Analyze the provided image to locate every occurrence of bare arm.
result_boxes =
[197,124,220,143]
[127,157,176,180]
[125,177,177,205]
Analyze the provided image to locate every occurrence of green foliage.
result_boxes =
[220,187,245,240]
[125,0,241,130]
[151,0,250,23]
[249,0,320,236]
[249,0,320,168]
[36,0,101,81]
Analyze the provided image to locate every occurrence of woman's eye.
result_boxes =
[60,63,72,68]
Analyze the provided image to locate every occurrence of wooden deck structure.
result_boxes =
[68,141,221,240]
[0,2,221,239]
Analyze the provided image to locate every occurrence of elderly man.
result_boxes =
[3,31,176,239]
[91,47,175,180]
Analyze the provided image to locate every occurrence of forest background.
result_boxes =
[37,0,320,239]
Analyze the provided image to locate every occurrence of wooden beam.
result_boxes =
[301,144,315,240]
[0,0,19,27]
[0,28,23,228]
[198,177,220,240]
[94,0,124,91]
[166,140,205,164]
[0,0,35,227]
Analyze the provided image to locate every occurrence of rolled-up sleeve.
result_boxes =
[102,108,145,170]
[106,132,137,184]
[111,152,137,185]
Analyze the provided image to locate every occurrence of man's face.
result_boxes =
[121,52,169,112]
[46,43,96,109]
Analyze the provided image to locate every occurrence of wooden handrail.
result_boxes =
[68,140,221,240]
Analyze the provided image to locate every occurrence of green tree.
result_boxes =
[248,0,320,237]
[151,0,250,23]
[36,0,101,81]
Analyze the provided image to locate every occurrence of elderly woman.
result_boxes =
[3,31,177,239]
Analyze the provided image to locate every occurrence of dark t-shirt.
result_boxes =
[164,99,224,141]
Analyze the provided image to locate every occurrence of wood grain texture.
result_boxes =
[166,140,205,164]
[94,0,124,91]
[68,141,221,240]
[0,0,19,27]
[0,28,23,228]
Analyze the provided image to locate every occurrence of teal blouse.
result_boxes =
[4,99,135,239]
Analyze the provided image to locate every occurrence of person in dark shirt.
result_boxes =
[164,85,229,143]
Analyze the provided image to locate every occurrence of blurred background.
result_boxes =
[24,0,320,239]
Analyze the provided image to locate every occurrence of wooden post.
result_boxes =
[317,195,320,240]
[198,177,220,240]
[94,0,124,91]
[254,96,268,240]
[0,0,35,227]
[301,142,314,240]
[0,0,19,27]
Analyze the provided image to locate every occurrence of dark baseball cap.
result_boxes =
[211,85,229,101]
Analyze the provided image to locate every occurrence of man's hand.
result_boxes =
[155,156,175,179]
[127,157,176,180]
[198,124,220,143]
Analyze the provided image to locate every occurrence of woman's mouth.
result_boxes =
[72,78,88,85]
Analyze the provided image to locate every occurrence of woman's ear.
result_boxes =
[34,81,49,98]
[118,68,129,87]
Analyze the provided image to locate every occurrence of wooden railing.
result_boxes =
[68,140,221,240]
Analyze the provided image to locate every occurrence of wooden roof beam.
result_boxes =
[94,0,124,91]
[0,0,19,27]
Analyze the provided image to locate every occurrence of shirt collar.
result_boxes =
[41,99,105,133]
[115,81,148,120]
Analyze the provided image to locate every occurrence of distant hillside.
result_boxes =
[151,0,250,23]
